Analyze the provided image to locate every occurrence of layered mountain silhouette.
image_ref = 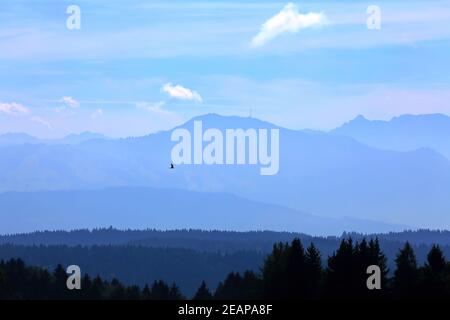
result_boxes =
[0,187,406,236]
[332,114,450,158]
[0,113,449,230]
[0,131,107,146]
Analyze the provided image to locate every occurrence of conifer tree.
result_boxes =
[90,275,105,299]
[261,242,290,299]
[109,278,126,300]
[214,272,243,299]
[53,264,69,299]
[286,239,307,298]
[126,285,142,300]
[305,243,322,298]
[421,245,447,298]
[169,283,184,300]
[150,280,171,299]
[0,262,6,299]
[367,238,389,298]
[325,238,358,298]
[393,242,418,298]
[193,281,213,300]
[426,245,446,273]
[80,274,92,299]
[142,284,152,300]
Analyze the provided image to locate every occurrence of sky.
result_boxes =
[0,0,449,138]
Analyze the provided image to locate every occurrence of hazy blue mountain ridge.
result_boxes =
[0,113,449,229]
[0,187,407,236]
[332,113,450,158]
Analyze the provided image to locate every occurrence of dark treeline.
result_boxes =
[0,244,263,296]
[211,238,450,300]
[0,228,333,249]
[1,228,449,267]
[0,259,183,300]
[1,238,449,300]
[2,228,450,251]
[344,229,450,246]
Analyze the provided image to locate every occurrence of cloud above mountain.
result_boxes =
[136,101,173,116]
[162,83,202,102]
[60,96,79,109]
[0,102,30,116]
[0,101,53,130]
[251,3,329,47]
[30,116,52,129]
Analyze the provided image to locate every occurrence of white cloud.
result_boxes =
[60,96,79,108]
[90,109,103,119]
[136,101,172,115]
[162,83,203,102]
[0,101,52,130]
[0,102,30,116]
[251,3,329,47]
[30,116,52,129]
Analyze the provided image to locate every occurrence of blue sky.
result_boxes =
[0,0,449,138]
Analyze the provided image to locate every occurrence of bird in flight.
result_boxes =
[170,163,175,169]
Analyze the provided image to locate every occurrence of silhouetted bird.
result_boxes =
[170,163,175,169]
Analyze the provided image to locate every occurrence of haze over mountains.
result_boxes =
[0,113,449,233]
[0,187,406,235]
[0,131,107,146]
[332,114,450,159]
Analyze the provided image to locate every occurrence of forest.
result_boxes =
[1,238,449,299]
[1,229,450,295]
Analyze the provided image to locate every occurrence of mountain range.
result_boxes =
[332,113,450,159]
[0,187,406,236]
[0,131,107,146]
[0,113,450,232]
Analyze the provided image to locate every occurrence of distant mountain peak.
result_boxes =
[332,113,450,158]
[337,113,450,131]
[63,131,106,139]
[0,132,39,145]
[0,131,108,146]
[347,113,450,125]
[353,114,368,122]
[181,113,280,130]
[391,113,450,123]
[335,115,371,130]
[0,132,36,138]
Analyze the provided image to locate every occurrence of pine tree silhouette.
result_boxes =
[109,278,126,300]
[367,238,389,298]
[150,280,171,299]
[421,245,447,298]
[53,264,69,299]
[214,271,262,299]
[286,239,307,299]
[142,284,152,300]
[262,242,290,299]
[126,285,142,300]
[193,281,213,300]
[325,238,359,298]
[80,274,92,299]
[1,238,450,300]
[90,275,105,299]
[169,283,184,300]
[305,243,322,299]
[393,242,418,298]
